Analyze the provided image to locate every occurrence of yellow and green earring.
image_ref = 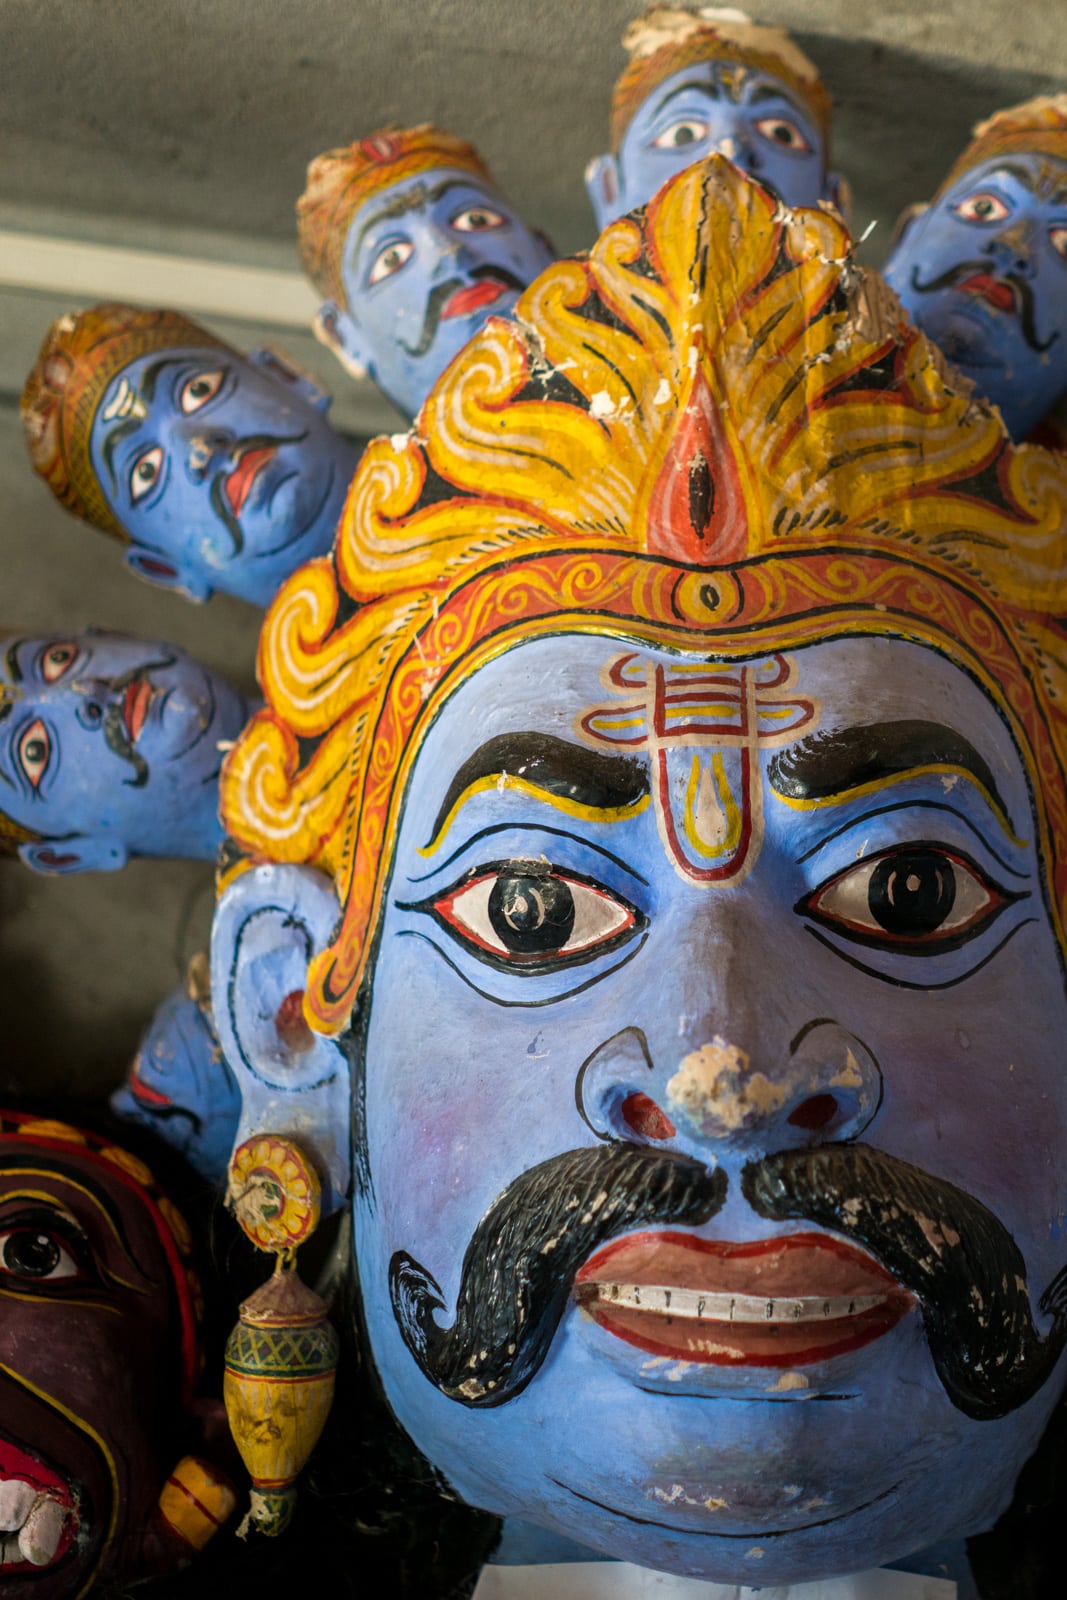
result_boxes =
[223,1135,339,1536]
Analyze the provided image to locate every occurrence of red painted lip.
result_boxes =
[441,279,507,320]
[128,1055,172,1108]
[0,1439,77,1571]
[224,445,276,516]
[957,273,1017,315]
[122,677,153,743]
[575,1230,913,1368]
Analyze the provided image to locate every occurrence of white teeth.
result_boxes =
[18,1497,67,1566]
[584,1282,889,1324]
[0,1481,36,1532]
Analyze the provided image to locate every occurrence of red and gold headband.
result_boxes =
[296,125,494,308]
[0,1107,202,1401]
[20,304,229,541]
[938,94,1067,195]
[223,154,1067,1035]
[610,5,830,154]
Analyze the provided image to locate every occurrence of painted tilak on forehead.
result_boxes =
[576,652,819,885]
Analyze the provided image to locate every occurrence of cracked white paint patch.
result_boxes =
[667,1036,791,1134]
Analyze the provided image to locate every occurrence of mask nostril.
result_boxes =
[621,1092,676,1141]
[788,1093,839,1131]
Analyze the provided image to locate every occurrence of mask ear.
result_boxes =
[211,863,351,1214]
[18,837,128,875]
[824,170,852,224]
[585,152,622,231]
[313,301,372,383]
[122,546,214,604]
[246,345,334,414]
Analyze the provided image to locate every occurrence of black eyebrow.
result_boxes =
[101,417,143,489]
[650,77,722,118]
[139,356,187,404]
[4,639,23,683]
[429,732,649,845]
[747,82,808,117]
[351,178,497,259]
[768,720,1015,833]
[977,160,1067,207]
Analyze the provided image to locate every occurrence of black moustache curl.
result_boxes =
[390,1143,727,1407]
[743,1143,1067,1420]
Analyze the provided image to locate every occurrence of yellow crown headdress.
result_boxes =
[20,304,229,541]
[296,125,494,310]
[938,94,1067,196]
[610,5,831,154]
[223,154,1067,1035]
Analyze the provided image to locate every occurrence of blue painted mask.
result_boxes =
[884,152,1067,438]
[318,169,554,417]
[347,630,1067,1585]
[0,630,251,873]
[111,970,239,1185]
[588,60,835,230]
[86,344,357,605]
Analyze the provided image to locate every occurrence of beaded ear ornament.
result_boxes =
[224,1135,339,1536]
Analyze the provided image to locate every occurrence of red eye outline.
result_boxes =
[402,860,646,975]
[129,445,164,503]
[796,842,1021,957]
[953,191,1011,225]
[40,642,77,684]
[451,205,506,233]
[179,367,225,415]
[17,719,51,789]
[368,239,414,285]
[754,116,812,154]
[652,117,710,150]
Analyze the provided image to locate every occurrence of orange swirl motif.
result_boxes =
[221,154,1067,1035]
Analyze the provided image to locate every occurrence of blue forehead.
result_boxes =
[623,60,821,145]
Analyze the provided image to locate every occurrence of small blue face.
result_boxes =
[335,168,555,416]
[0,630,250,871]
[111,982,240,1185]
[884,153,1067,438]
[589,60,830,230]
[88,346,358,605]
[354,631,1067,1583]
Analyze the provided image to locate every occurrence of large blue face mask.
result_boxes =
[87,346,358,606]
[884,153,1067,438]
[318,168,555,418]
[0,630,251,873]
[586,60,835,232]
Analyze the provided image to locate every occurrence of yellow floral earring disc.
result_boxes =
[227,1135,321,1254]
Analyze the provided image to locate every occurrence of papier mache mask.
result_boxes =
[0,628,251,874]
[218,156,1067,1587]
[0,1108,233,1594]
[297,125,555,417]
[586,4,841,229]
[884,95,1067,441]
[20,305,358,606]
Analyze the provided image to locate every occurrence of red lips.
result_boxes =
[224,446,276,516]
[957,273,1017,315]
[122,677,153,743]
[576,1230,913,1367]
[0,1439,76,1571]
[441,279,507,320]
